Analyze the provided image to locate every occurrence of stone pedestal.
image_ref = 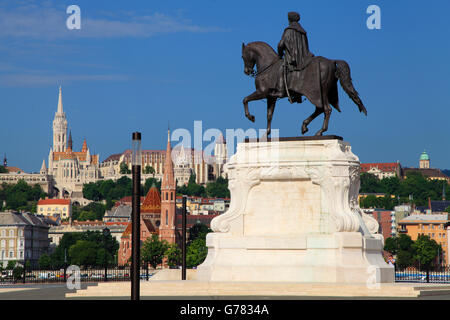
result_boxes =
[197,137,394,283]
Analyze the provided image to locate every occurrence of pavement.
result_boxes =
[1,282,450,300]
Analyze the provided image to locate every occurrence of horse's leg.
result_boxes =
[265,97,276,138]
[243,91,266,123]
[315,104,332,136]
[301,107,322,135]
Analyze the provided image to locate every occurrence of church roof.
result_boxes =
[420,151,430,161]
[402,168,449,179]
[121,217,158,239]
[141,186,161,213]
[4,166,24,173]
[38,199,70,206]
[361,162,400,173]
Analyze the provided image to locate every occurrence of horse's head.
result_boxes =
[242,43,256,76]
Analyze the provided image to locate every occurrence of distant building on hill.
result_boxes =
[402,150,450,182]
[37,198,71,220]
[360,162,402,179]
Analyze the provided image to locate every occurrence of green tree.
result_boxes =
[38,253,52,269]
[0,166,8,173]
[141,234,169,269]
[360,173,382,193]
[384,234,415,269]
[206,177,230,198]
[119,162,131,174]
[82,182,102,201]
[6,260,16,270]
[186,238,208,268]
[384,237,398,256]
[188,222,211,242]
[413,235,441,271]
[69,240,98,267]
[13,265,23,281]
[144,166,155,175]
[166,243,182,268]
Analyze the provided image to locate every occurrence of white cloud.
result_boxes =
[0,5,224,39]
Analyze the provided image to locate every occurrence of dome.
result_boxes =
[420,151,429,161]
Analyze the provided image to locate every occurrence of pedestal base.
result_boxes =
[197,232,394,283]
[197,138,394,283]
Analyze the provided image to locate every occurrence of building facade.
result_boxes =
[360,162,401,179]
[398,214,449,265]
[0,211,54,268]
[37,199,71,220]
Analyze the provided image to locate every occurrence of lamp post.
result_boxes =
[131,132,141,301]
[182,195,187,280]
[103,227,110,282]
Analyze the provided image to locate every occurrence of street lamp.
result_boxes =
[182,195,187,280]
[103,227,110,282]
[131,132,141,301]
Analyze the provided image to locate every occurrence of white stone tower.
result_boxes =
[52,86,68,152]
[214,133,227,178]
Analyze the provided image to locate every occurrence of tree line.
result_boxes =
[0,180,47,213]
[384,234,443,270]
[135,222,210,269]
[359,171,449,209]
[38,230,119,269]
[38,223,210,270]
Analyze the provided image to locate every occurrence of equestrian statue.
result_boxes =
[242,11,367,137]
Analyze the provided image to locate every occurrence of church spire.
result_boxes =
[81,139,88,152]
[40,159,47,175]
[67,130,73,151]
[57,86,63,114]
[159,128,176,244]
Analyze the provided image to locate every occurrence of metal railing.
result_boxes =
[0,267,155,284]
[395,265,450,284]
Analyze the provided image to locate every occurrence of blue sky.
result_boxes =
[0,0,449,173]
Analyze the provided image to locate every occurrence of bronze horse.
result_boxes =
[242,41,367,136]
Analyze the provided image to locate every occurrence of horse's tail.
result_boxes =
[335,60,367,115]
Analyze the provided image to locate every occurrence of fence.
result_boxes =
[0,267,155,285]
[395,265,450,284]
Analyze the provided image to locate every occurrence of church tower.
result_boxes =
[214,133,228,178]
[419,150,430,169]
[52,86,68,152]
[159,129,177,244]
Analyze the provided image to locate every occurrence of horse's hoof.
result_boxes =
[301,126,308,135]
[315,131,323,136]
[249,115,255,122]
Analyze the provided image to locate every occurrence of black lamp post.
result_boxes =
[182,195,187,280]
[131,132,141,301]
[103,227,110,282]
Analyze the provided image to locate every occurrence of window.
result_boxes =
[166,210,168,226]
[9,230,13,237]
[171,192,173,201]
